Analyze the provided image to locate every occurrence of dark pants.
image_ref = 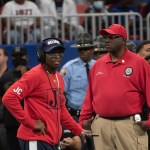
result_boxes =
[0,123,9,150]
[6,127,21,150]
[18,139,58,150]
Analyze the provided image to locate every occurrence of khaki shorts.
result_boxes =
[91,115,148,150]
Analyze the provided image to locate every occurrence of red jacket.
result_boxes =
[2,64,83,145]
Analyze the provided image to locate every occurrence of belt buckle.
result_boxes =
[133,114,141,123]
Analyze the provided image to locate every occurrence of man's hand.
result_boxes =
[61,136,81,150]
[82,117,94,130]
[33,120,46,135]
[136,121,149,131]
[80,130,91,142]
[60,137,74,149]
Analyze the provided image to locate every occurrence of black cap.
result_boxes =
[12,46,27,56]
[39,37,65,53]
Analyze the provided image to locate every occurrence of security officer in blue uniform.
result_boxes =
[61,33,96,120]
[60,33,96,150]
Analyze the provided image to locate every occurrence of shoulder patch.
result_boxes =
[60,68,66,76]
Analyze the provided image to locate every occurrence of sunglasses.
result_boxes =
[46,52,64,58]
[103,35,122,39]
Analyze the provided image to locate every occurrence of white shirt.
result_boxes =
[39,0,79,27]
[2,1,41,27]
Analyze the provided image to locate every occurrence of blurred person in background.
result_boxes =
[39,0,84,40]
[73,0,91,5]
[0,48,9,101]
[1,0,41,44]
[136,40,150,60]
[110,0,140,39]
[84,0,108,35]
[0,47,9,150]
[2,46,29,150]
[144,54,150,64]
[126,40,136,53]
[93,36,108,60]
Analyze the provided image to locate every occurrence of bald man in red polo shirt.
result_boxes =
[79,24,150,150]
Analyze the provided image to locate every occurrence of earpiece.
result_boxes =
[36,42,45,63]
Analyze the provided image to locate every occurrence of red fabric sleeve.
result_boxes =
[2,71,39,129]
[2,86,35,128]
[60,98,83,136]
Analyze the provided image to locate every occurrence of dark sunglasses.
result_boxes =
[46,52,64,58]
[103,35,122,39]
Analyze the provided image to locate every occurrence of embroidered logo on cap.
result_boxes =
[47,40,60,45]
[125,67,133,76]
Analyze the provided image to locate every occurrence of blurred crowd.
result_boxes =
[1,0,150,17]
[0,0,150,43]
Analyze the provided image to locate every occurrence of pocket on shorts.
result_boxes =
[132,123,146,137]
[131,122,148,150]
[137,136,148,150]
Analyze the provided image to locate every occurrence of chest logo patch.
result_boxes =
[125,67,133,76]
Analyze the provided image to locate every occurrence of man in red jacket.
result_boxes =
[2,37,90,150]
[79,24,150,150]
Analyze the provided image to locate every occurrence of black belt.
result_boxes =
[99,112,143,121]
[67,107,80,116]
[99,113,137,120]
[99,115,133,120]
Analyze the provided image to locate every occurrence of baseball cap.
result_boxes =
[99,24,127,39]
[12,46,27,56]
[40,37,65,53]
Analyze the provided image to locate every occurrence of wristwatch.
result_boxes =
[134,114,141,123]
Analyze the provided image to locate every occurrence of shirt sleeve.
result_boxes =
[2,72,38,129]
[1,3,11,15]
[140,62,150,127]
[60,99,83,136]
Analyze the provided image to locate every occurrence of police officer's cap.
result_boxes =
[71,33,97,48]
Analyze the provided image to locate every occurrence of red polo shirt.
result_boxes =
[79,49,150,126]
